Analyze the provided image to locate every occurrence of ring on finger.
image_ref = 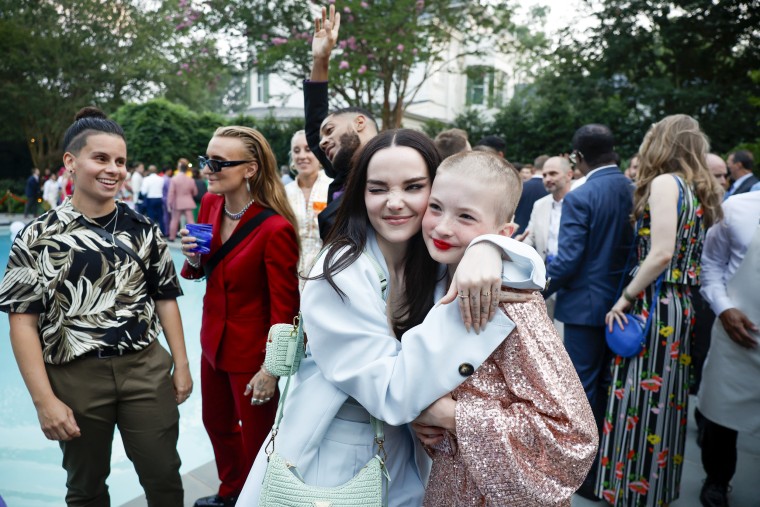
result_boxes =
[458,294,468,299]
[482,292,491,297]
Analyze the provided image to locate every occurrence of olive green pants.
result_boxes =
[46,341,183,507]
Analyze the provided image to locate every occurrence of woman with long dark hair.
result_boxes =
[180,126,300,507]
[598,114,723,506]
[237,129,540,506]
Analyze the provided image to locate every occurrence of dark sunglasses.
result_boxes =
[198,156,254,173]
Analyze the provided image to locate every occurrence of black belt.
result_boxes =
[81,346,141,359]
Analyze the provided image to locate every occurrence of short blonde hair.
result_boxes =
[437,151,522,223]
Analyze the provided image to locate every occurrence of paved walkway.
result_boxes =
[121,395,760,506]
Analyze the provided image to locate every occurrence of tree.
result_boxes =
[0,0,230,169]
[207,0,524,129]
[113,98,305,169]
[490,0,760,162]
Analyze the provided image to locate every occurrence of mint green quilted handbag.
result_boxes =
[264,313,305,378]
[259,250,390,507]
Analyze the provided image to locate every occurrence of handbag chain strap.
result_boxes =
[266,250,389,463]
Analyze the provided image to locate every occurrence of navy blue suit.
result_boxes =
[546,166,634,428]
[513,176,548,235]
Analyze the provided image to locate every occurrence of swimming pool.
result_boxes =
[0,231,214,506]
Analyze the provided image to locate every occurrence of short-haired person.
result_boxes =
[475,134,507,157]
[24,167,41,217]
[534,154,550,170]
[414,152,597,506]
[697,190,760,507]
[600,114,723,505]
[305,5,378,240]
[544,123,635,499]
[706,153,729,191]
[521,156,574,319]
[0,107,192,506]
[625,155,640,180]
[512,157,549,235]
[167,158,198,240]
[725,150,757,198]
[141,164,165,231]
[434,128,471,159]
[236,129,540,507]
[180,126,300,507]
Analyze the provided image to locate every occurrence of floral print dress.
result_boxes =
[595,176,705,506]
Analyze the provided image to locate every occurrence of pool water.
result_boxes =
[0,233,214,506]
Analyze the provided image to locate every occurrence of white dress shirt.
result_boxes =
[547,198,563,257]
[700,191,760,315]
[140,173,165,199]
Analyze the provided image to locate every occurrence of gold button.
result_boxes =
[458,363,474,377]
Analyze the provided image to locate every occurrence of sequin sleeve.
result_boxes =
[453,298,598,506]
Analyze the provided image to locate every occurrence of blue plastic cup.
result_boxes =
[186,223,213,255]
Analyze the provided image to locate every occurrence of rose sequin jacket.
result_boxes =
[424,298,598,507]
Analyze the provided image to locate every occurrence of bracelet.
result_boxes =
[187,256,201,269]
[622,287,637,303]
[260,363,278,379]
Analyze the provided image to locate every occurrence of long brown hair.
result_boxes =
[318,129,442,338]
[213,126,300,243]
[634,114,723,228]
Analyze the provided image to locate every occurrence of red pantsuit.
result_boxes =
[182,193,300,497]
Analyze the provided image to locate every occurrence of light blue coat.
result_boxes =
[238,233,546,506]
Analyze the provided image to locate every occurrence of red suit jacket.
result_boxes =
[181,193,300,372]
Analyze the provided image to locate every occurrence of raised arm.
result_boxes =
[304,5,340,176]
[310,4,340,81]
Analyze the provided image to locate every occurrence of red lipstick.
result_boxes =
[433,239,452,251]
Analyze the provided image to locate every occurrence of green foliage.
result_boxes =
[207,0,523,129]
[495,0,760,162]
[113,99,306,170]
[0,0,232,168]
[113,99,222,169]
[421,119,450,139]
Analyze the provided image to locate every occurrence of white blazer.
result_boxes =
[523,193,554,260]
[237,232,546,506]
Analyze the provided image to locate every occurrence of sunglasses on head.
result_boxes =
[198,156,254,173]
[569,150,584,167]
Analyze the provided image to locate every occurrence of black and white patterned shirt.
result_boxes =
[0,199,182,364]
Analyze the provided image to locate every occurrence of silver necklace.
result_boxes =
[224,198,255,220]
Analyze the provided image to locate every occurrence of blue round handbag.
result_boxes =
[605,314,646,358]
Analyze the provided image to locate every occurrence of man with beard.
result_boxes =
[304,5,379,240]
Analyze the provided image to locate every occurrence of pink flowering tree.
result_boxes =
[206,0,522,128]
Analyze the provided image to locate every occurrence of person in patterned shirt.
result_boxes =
[0,107,192,507]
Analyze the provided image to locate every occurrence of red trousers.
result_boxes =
[200,355,278,497]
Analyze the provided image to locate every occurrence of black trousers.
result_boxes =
[690,290,716,393]
[701,415,738,485]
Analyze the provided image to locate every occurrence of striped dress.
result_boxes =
[596,176,705,506]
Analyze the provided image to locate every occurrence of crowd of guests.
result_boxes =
[2,3,758,507]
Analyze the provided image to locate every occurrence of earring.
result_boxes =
[246,178,251,193]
